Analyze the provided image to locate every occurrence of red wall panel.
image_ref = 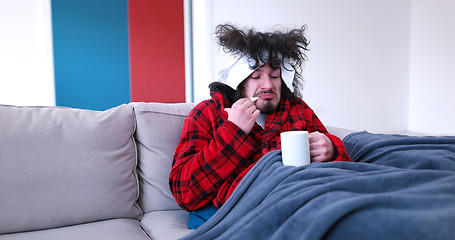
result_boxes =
[129,0,185,102]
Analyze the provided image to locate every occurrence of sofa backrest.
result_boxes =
[0,104,142,234]
[130,102,196,213]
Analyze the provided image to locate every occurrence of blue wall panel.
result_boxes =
[52,0,130,110]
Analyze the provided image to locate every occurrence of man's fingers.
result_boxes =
[252,109,260,119]
[233,98,249,106]
[247,104,258,114]
[309,131,320,143]
[238,98,256,106]
[225,99,259,134]
[309,132,336,162]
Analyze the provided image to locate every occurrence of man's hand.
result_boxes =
[224,98,260,134]
[309,131,335,162]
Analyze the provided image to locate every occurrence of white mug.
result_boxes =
[280,131,311,166]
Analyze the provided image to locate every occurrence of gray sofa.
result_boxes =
[0,102,351,240]
[0,102,196,240]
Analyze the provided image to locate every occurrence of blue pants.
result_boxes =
[188,203,218,229]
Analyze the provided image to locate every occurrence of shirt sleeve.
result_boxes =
[325,133,352,162]
[169,102,259,211]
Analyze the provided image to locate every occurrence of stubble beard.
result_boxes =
[257,100,278,114]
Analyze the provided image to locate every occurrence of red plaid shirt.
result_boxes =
[169,91,352,211]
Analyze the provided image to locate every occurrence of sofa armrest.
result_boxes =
[326,126,356,140]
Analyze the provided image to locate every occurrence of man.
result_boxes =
[169,24,352,228]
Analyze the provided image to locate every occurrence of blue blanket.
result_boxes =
[182,132,455,240]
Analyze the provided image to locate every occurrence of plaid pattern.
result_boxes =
[169,91,351,211]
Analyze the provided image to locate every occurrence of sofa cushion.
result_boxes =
[141,211,193,240]
[0,104,142,234]
[0,219,150,240]
[130,102,195,213]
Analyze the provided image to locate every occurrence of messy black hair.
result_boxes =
[209,23,310,103]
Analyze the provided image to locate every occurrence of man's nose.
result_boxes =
[260,76,274,89]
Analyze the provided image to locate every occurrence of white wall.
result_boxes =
[193,0,412,133]
[0,0,55,106]
[3,1,453,134]
[409,0,455,135]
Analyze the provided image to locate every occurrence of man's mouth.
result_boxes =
[256,91,277,100]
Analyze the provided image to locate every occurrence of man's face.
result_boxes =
[242,63,282,114]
